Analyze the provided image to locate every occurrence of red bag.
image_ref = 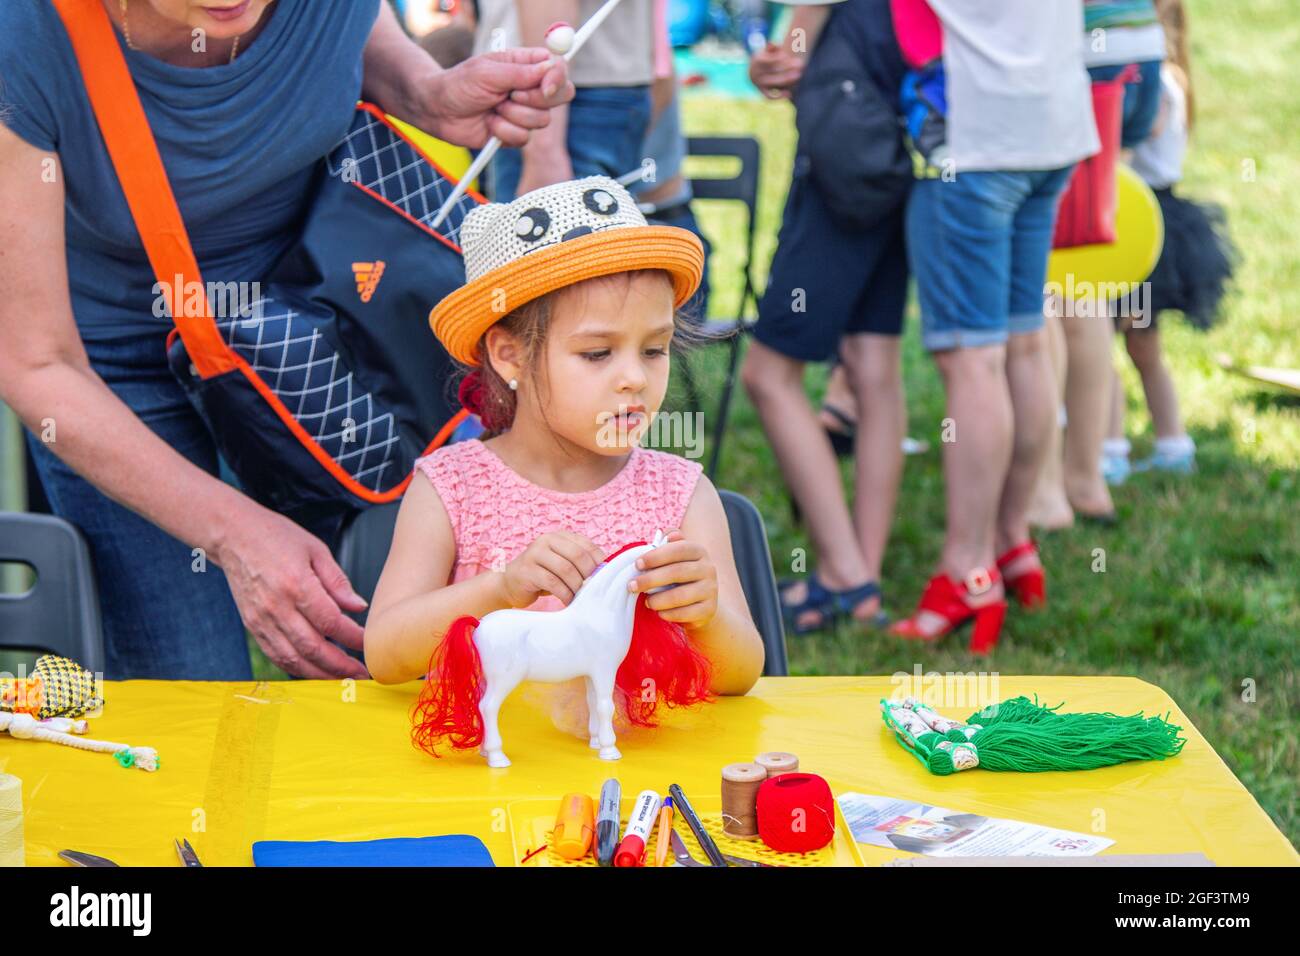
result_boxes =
[1052,66,1137,249]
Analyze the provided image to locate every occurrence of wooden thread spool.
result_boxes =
[720,762,766,840]
[755,751,799,777]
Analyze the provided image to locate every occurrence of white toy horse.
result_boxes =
[412,532,713,768]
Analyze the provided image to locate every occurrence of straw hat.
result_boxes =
[430,176,705,366]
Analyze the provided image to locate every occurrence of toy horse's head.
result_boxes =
[574,531,668,608]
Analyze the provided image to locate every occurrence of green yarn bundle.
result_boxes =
[881,696,1187,776]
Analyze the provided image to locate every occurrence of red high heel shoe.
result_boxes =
[996,540,1046,609]
[890,567,1007,654]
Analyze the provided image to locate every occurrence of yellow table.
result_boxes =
[4,676,1295,866]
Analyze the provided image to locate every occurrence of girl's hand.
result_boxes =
[501,532,605,609]
[626,530,719,628]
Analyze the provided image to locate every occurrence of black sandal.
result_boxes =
[780,573,887,634]
[820,403,857,458]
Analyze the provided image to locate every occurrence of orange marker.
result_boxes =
[553,793,595,860]
[653,795,675,867]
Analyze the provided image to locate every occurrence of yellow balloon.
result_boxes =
[1046,164,1164,302]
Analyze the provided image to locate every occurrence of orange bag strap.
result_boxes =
[51,0,235,377]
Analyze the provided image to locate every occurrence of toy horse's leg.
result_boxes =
[478,690,510,768]
[479,676,517,769]
[585,677,601,750]
[590,670,621,761]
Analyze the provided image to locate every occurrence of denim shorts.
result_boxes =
[906,165,1074,352]
[486,85,653,202]
[752,160,909,363]
[1089,59,1163,148]
[24,332,252,680]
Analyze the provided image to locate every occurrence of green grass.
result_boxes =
[669,0,1299,848]
[244,0,1296,848]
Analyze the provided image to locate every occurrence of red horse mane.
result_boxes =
[606,541,714,726]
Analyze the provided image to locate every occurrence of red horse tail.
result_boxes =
[617,595,714,727]
[411,615,485,756]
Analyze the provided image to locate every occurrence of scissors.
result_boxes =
[668,830,777,867]
[59,840,203,866]
[175,838,203,867]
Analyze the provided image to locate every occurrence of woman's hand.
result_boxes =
[626,530,719,628]
[212,505,371,680]
[500,532,605,609]
[414,48,575,148]
[749,42,806,100]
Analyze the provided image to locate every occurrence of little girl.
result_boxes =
[363,176,765,701]
[1102,0,1236,482]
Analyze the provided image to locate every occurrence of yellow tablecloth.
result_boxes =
[3,676,1295,866]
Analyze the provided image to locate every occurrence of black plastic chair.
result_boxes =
[0,512,105,673]
[334,501,401,630]
[334,487,789,677]
[681,135,764,480]
[717,489,788,677]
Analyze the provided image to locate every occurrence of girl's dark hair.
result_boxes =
[455,269,708,439]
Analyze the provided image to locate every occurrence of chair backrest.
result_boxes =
[0,512,104,672]
[334,501,401,628]
[685,136,762,311]
[334,489,789,677]
[717,490,788,677]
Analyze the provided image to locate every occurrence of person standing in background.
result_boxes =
[891,0,1098,649]
[1104,0,1234,479]
[629,0,711,319]
[473,0,656,200]
[1030,0,1168,527]
[742,0,911,634]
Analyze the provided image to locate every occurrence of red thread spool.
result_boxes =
[755,772,835,853]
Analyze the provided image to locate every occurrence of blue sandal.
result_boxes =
[779,573,887,635]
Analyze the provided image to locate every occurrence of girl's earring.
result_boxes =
[508,378,518,391]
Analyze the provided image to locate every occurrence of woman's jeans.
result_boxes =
[25,331,252,680]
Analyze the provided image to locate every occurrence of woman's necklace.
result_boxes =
[120,0,242,63]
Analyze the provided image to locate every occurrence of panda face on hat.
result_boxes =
[458,176,650,284]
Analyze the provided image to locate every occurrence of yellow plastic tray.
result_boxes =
[508,795,864,867]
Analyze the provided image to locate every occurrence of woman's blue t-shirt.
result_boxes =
[0,0,382,342]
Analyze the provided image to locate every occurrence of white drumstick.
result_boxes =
[429,0,628,230]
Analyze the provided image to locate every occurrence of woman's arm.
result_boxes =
[360,0,574,148]
[0,127,368,679]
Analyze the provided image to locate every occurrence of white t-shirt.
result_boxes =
[928,0,1101,172]
[1129,65,1187,189]
[472,0,655,87]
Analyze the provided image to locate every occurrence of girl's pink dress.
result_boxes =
[414,439,703,612]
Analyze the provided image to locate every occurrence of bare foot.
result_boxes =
[995,543,1042,582]
[1065,476,1115,518]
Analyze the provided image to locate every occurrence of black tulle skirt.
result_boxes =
[1132,187,1239,330]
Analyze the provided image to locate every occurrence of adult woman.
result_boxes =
[741,0,910,634]
[890,0,1098,649]
[0,0,572,680]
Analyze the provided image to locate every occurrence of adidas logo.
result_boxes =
[352,260,385,302]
